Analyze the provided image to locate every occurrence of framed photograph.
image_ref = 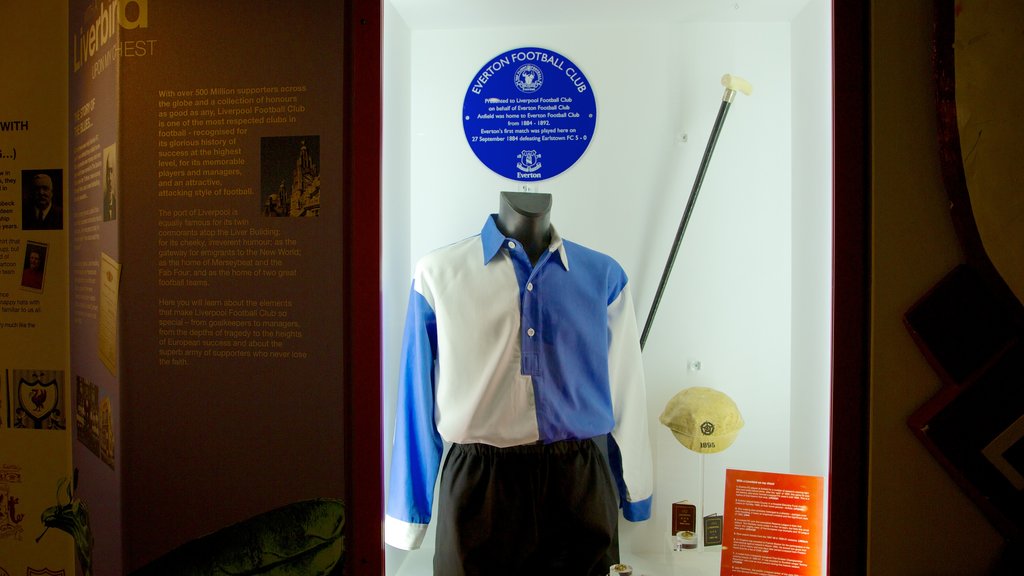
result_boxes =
[908,341,1024,539]
[20,241,48,292]
[21,169,64,231]
[903,265,1019,387]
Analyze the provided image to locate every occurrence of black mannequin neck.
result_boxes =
[496,191,552,265]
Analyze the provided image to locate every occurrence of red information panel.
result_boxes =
[721,469,825,576]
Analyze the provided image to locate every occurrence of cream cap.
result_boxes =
[659,386,744,454]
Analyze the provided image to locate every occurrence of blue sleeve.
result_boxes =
[608,433,653,521]
[385,285,443,549]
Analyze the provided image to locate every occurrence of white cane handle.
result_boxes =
[721,74,753,95]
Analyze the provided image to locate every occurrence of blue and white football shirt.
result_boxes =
[385,215,653,550]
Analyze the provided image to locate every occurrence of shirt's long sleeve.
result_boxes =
[384,284,442,550]
[606,283,653,521]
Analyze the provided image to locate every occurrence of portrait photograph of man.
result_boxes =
[21,169,64,230]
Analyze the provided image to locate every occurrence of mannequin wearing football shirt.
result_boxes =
[386,189,653,575]
[496,191,551,265]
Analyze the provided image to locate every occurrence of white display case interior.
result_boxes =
[382,1,832,574]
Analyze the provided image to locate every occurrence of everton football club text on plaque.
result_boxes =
[463,47,596,182]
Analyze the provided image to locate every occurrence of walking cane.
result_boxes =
[640,74,753,351]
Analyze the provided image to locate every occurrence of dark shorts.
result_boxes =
[433,438,619,576]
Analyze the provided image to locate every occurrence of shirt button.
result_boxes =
[507,241,516,249]
[527,328,536,337]
[526,282,534,291]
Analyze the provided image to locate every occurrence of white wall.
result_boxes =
[382,3,412,574]
[384,4,829,572]
[790,1,833,572]
[790,0,832,478]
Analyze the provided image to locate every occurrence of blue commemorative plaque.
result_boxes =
[463,47,597,182]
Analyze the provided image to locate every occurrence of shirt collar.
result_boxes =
[481,214,569,270]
